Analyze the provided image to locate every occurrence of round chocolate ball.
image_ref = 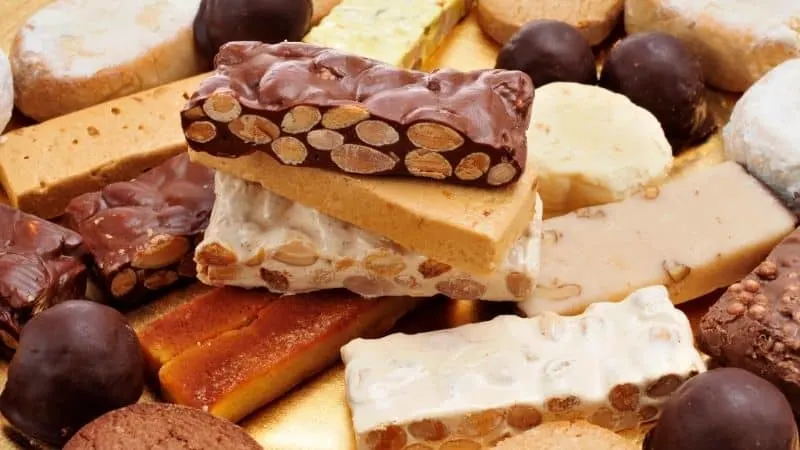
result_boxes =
[0,300,145,446]
[193,0,313,65]
[644,368,797,450]
[599,32,716,150]
[495,20,597,88]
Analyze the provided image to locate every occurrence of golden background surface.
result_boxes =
[0,2,739,449]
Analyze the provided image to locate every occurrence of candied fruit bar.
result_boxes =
[195,172,542,301]
[158,289,418,422]
[342,286,706,449]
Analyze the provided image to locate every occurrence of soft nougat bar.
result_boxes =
[195,172,542,301]
[341,286,706,450]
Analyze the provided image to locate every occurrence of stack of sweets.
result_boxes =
[182,40,542,303]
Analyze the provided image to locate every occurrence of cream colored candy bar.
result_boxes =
[196,172,542,301]
[304,0,473,69]
[522,161,797,316]
[342,285,707,450]
[0,73,209,219]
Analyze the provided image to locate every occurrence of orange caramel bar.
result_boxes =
[138,287,274,371]
[157,289,418,422]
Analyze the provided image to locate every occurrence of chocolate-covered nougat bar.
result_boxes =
[181,41,534,188]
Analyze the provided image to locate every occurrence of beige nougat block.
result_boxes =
[189,149,538,276]
[342,286,706,450]
[304,0,474,69]
[196,172,542,301]
[521,161,798,317]
[0,73,209,218]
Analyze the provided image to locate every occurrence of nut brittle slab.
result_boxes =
[195,171,542,301]
[342,286,705,450]
[521,161,797,316]
[189,148,537,276]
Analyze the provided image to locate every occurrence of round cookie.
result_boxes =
[625,0,800,92]
[10,0,204,121]
[525,82,672,217]
[723,58,800,216]
[0,50,11,132]
[476,0,624,46]
[63,403,262,450]
[495,421,637,449]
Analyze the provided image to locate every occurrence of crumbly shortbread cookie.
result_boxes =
[476,0,623,46]
[495,421,637,449]
[625,0,800,92]
[724,59,800,216]
[0,50,12,132]
[527,82,672,217]
[11,0,203,121]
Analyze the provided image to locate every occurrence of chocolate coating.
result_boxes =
[644,368,797,450]
[193,0,313,64]
[599,32,716,151]
[0,300,145,446]
[496,20,597,88]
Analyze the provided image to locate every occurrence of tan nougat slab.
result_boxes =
[521,161,798,316]
[0,73,209,218]
[189,148,538,276]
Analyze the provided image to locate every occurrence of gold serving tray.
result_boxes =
[0,3,739,449]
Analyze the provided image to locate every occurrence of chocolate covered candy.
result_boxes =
[700,226,800,416]
[182,41,533,188]
[496,20,597,87]
[0,204,87,356]
[0,301,145,446]
[193,0,312,64]
[644,368,798,450]
[599,32,716,150]
[65,153,215,305]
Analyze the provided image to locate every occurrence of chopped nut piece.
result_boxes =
[331,144,398,174]
[365,426,407,450]
[405,150,453,180]
[435,278,487,300]
[454,153,491,180]
[202,91,242,122]
[322,104,370,129]
[185,121,217,143]
[457,410,505,437]
[307,129,344,150]
[506,272,534,299]
[143,270,179,290]
[609,384,640,412]
[662,260,691,283]
[281,105,322,134]
[110,269,137,297]
[271,137,308,165]
[407,122,464,152]
[196,243,238,265]
[364,250,407,277]
[229,115,279,144]
[132,235,190,269]
[273,241,319,267]
[418,259,452,279]
[259,269,290,292]
[408,419,449,441]
[506,405,542,430]
[487,163,518,186]
[356,120,400,147]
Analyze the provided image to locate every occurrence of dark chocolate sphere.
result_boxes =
[644,368,797,450]
[495,20,597,88]
[599,32,716,150]
[193,0,313,64]
[0,300,145,446]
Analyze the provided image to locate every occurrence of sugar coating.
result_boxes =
[304,0,472,68]
[0,51,11,132]
[724,59,800,215]
[342,286,707,449]
[196,172,542,301]
[15,0,201,78]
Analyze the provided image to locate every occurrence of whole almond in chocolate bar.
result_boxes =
[65,153,215,305]
[181,41,533,188]
[0,204,87,356]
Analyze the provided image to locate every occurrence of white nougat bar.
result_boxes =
[522,161,797,316]
[341,286,707,450]
[195,172,542,301]
[304,0,474,69]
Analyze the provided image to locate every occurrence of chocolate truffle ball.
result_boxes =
[193,0,313,65]
[644,368,797,450]
[496,20,597,88]
[599,32,716,150]
[0,300,145,446]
